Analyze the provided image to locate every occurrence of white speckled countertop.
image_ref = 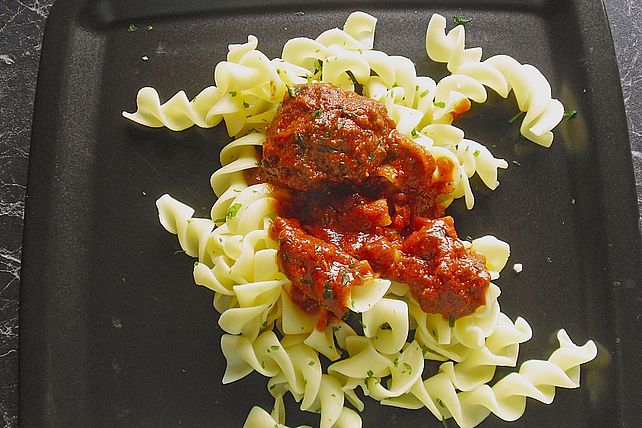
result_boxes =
[0,0,640,425]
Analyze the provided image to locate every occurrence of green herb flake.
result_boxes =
[323,282,334,300]
[331,393,336,398]
[146,25,154,31]
[411,129,418,138]
[315,59,324,73]
[229,90,237,97]
[437,398,445,407]
[453,15,472,26]
[311,109,323,119]
[308,361,315,366]
[433,101,446,108]
[546,257,553,263]
[226,203,242,218]
[419,89,430,97]
[381,322,392,331]
[563,109,577,120]
[269,384,277,390]
[340,270,351,286]
[448,315,456,328]
[367,369,374,378]
[393,357,399,367]
[242,101,250,108]
[473,149,480,157]
[403,362,412,373]
[287,85,297,98]
[128,24,138,32]
[509,110,526,123]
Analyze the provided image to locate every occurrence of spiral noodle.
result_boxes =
[141,11,594,428]
[426,14,564,147]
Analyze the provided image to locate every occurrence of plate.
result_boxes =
[21,0,642,426]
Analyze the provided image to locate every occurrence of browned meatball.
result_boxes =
[262,83,394,191]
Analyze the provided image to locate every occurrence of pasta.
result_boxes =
[126,12,596,428]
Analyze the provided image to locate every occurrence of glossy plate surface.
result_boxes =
[21,0,642,426]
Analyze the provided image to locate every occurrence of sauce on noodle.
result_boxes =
[251,83,489,329]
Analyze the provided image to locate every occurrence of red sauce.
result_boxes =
[261,83,489,329]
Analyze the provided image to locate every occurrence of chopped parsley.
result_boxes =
[242,101,250,108]
[411,129,418,138]
[228,90,237,97]
[473,149,480,157]
[314,59,324,73]
[146,25,153,31]
[433,101,446,108]
[340,270,351,286]
[448,315,456,328]
[311,109,323,118]
[226,203,242,218]
[563,109,577,120]
[323,282,334,300]
[128,24,137,32]
[308,361,315,366]
[270,345,280,352]
[419,88,430,97]
[381,322,392,331]
[287,85,297,98]
[367,369,374,378]
[393,357,399,367]
[453,15,472,26]
[509,111,525,123]
[403,362,413,373]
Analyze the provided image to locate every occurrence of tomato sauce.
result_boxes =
[261,83,489,329]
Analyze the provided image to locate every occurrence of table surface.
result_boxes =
[1,0,641,425]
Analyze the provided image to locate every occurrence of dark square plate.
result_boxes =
[21,0,642,426]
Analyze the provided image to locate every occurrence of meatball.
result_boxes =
[262,83,395,191]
